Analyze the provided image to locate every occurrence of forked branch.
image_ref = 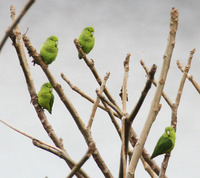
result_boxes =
[127,7,178,178]
[22,34,113,178]
[159,48,196,177]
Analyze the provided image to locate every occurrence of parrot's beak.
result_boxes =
[91,31,94,36]
[55,41,58,46]
[50,88,53,92]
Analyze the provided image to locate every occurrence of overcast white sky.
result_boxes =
[0,0,200,177]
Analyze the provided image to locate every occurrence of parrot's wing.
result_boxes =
[156,137,173,155]
[151,136,173,159]
[49,94,54,114]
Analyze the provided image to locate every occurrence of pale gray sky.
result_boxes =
[0,0,200,177]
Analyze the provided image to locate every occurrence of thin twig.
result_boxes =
[99,98,122,138]
[186,74,200,93]
[32,139,87,171]
[119,53,130,178]
[61,73,121,117]
[127,8,178,178]
[175,49,195,109]
[0,118,34,140]
[74,39,121,110]
[140,60,173,107]
[87,72,110,129]
[128,64,157,123]
[0,1,35,52]
[23,34,113,178]
[99,100,134,165]
[0,118,59,152]
[97,92,123,117]
[66,144,95,178]
[122,53,130,112]
[159,48,195,177]
[0,118,89,176]
[177,58,200,94]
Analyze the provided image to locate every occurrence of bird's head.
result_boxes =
[165,126,175,137]
[42,82,53,89]
[47,36,58,47]
[83,26,94,37]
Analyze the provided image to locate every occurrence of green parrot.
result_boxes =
[38,82,54,114]
[40,36,58,64]
[150,126,176,159]
[78,26,95,59]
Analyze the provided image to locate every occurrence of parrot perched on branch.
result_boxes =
[78,26,95,59]
[38,82,54,114]
[40,36,58,64]
[150,126,176,159]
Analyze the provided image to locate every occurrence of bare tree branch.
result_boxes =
[61,72,120,117]
[175,48,195,108]
[140,156,158,178]
[97,92,124,117]
[128,64,157,123]
[9,6,88,178]
[3,4,193,177]
[159,48,195,177]
[98,83,162,176]
[121,53,130,111]
[127,7,178,178]
[99,95,162,177]
[121,64,156,178]
[87,72,110,129]
[140,60,173,107]
[98,96,122,138]
[0,118,34,140]
[0,1,35,52]
[22,34,114,178]
[177,54,200,93]
[119,53,131,178]
[0,118,90,177]
[22,31,163,178]
[66,144,95,178]
[74,39,121,110]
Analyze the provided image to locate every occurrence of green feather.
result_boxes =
[78,26,95,59]
[40,36,58,64]
[38,82,54,114]
[150,126,176,159]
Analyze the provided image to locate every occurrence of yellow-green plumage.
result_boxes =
[150,126,176,159]
[38,82,54,114]
[78,26,95,59]
[40,36,58,64]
